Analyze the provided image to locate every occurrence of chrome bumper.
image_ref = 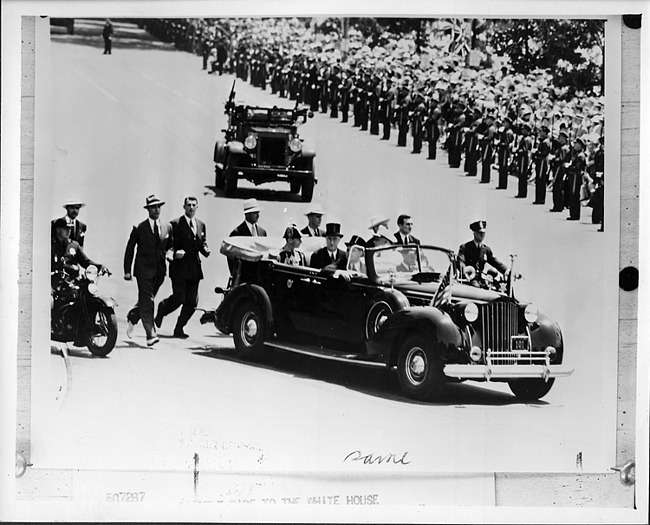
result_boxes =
[443,363,574,381]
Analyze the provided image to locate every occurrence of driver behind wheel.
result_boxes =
[457,220,508,286]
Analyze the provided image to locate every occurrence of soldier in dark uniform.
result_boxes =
[447,113,465,168]
[329,66,340,119]
[565,137,586,221]
[532,125,552,204]
[319,64,330,113]
[496,117,514,189]
[589,136,605,230]
[339,72,352,123]
[514,123,533,198]
[368,76,381,135]
[395,86,411,147]
[358,73,370,131]
[380,78,396,140]
[425,100,441,159]
[307,60,320,113]
[457,220,508,286]
[410,98,425,154]
[549,131,570,212]
[478,114,495,183]
[463,112,480,176]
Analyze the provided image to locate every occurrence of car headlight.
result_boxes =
[462,302,479,323]
[289,137,302,152]
[85,265,98,281]
[524,304,539,323]
[87,282,99,296]
[244,134,257,150]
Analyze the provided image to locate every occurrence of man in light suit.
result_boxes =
[124,195,173,346]
[155,196,210,338]
[393,214,421,245]
[51,198,87,247]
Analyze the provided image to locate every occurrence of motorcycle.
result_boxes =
[51,264,118,357]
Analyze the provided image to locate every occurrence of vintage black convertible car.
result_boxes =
[201,237,572,402]
[213,83,316,201]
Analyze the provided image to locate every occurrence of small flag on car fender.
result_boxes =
[431,265,453,308]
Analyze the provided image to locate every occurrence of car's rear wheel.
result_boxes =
[365,301,393,339]
[232,302,266,361]
[508,378,555,401]
[224,157,239,197]
[396,334,444,401]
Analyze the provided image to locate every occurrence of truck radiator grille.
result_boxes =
[258,137,287,166]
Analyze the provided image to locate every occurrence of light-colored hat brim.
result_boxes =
[144,201,165,208]
[368,217,390,230]
[63,201,86,208]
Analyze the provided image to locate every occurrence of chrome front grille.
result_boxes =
[480,301,519,364]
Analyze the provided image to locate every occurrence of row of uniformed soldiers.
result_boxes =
[145,19,605,231]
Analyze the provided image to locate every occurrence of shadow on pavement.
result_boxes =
[192,346,545,407]
[206,185,306,203]
[50,18,179,53]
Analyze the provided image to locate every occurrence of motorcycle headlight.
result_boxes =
[524,304,539,323]
[85,265,98,281]
[87,282,99,296]
[463,302,479,323]
[244,134,257,150]
[289,138,302,153]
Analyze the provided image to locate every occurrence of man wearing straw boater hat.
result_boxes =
[51,198,87,247]
[229,198,267,237]
[123,194,173,347]
[301,203,325,237]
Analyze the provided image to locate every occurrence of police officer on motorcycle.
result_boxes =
[51,218,108,282]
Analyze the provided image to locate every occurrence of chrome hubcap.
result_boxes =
[242,313,258,345]
[405,347,427,385]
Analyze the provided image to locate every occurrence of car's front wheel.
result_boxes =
[224,157,239,197]
[508,378,555,401]
[396,334,444,401]
[232,302,267,361]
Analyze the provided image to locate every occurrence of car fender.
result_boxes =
[227,141,245,156]
[300,147,316,159]
[364,289,410,339]
[214,139,225,163]
[529,312,564,362]
[371,306,463,366]
[217,284,274,334]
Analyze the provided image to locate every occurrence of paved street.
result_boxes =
[35,20,618,477]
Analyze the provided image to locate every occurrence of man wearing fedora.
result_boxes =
[123,195,174,347]
[229,198,267,237]
[393,214,421,245]
[155,196,210,339]
[51,199,87,247]
[310,223,347,270]
[457,220,508,284]
[301,204,325,237]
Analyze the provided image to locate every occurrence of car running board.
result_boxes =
[265,341,388,368]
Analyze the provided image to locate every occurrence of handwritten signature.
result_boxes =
[343,450,411,465]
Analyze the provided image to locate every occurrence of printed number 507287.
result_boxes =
[105,492,145,502]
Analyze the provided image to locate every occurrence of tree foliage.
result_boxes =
[489,19,604,93]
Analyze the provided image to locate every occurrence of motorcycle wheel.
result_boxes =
[86,306,118,357]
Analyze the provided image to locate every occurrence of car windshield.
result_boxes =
[371,245,452,283]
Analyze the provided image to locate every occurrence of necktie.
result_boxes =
[330,252,335,263]
[252,224,258,237]
[190,219,196,236]
[314,228,319,237]
[154,221,160,243]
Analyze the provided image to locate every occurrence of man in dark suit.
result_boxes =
[155,196,210,338]
[457,220,508,285]
[301,204,325,237]
[51,199,87,247]
[123,195,173,346]
[310,222,347,270]
[229,198,268,237]
[393,214,421,245]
